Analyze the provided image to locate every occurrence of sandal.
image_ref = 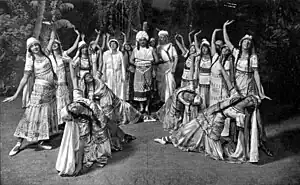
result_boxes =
[9,142,22,156]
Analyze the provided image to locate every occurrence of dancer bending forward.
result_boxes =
[154,95,261,162]
[56,90,136,176]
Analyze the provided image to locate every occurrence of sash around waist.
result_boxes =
[35,79,54,87]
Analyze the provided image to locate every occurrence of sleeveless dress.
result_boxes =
[133,47,154,101]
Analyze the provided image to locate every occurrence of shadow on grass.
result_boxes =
[258,128,300,165]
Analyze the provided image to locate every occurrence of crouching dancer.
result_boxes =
[154,95,262,162]
[56,90,135,176]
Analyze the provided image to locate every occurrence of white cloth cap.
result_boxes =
[158,30,168,37]
[136,31,149,41]
[239,34,253,46]
[200,38,210,48]
[26,37,40,49]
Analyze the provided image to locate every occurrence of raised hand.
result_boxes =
[194,30,202,36]
[81,33,85,40]
[224,20,235,27]
[95,29,101,35]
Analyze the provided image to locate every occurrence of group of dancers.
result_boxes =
[3,20,273,176]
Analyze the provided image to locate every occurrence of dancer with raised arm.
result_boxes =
[47,27,80,127]
[223,20,273,161]
[194,31,212,109]
[174,33,197,87]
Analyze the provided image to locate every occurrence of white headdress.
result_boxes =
[26,37,40,50]
[136,31,149,41]
[158,30,168,37]
[200,38,210,48]
[239,34,253,46]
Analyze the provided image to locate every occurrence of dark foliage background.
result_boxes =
[0,0,299,107]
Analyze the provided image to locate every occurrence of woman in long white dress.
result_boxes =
[102,39,126,100]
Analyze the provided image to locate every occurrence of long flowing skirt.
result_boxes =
[14,80,58,141]
[156,63,176,102]
[197,84,210,109]
[104,101,142,126]
[56,83,70,125]
[170,118,224,160]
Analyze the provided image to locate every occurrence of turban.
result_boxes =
[26,37,40,50]
[158,30,168,37]
[136,31,149,41]
[239,34,253,46]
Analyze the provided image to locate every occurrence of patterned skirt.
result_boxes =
[56,66,70,125]
[14,79,58,142]
[133,63,152,102]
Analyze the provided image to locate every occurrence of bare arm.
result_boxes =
[175,34,188,54]
[105,33,111,50]
[188,30,195,45]
[223,20,235,51]
[46,29,56,54]
[219,60,234,91]
[194,30,202,53]
[101,34,106,50]
[65,28,80,55]
[254,69,270,100]
[69,62,78,89]
[121,32,127,51]
[211,29,222,56]
[2,72,31,102]
[91,29,101,51]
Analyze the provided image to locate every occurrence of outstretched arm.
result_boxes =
[211,29,222,56]
[101,34,106,50]
[223,20,235,51]
[194,30,202,53]
[3,72,31,102]
[121,32,126,51]
[175,34,188,55]
[91,29,101,50]
[188,30,195,45]
[46,28,56,55]
[65,28,80,55]
[105,33,111,50]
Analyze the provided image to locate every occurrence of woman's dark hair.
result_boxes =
[199,44,212,66]
[82,72,95,99]
[28,44,58,81]
[235,38,254,74]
